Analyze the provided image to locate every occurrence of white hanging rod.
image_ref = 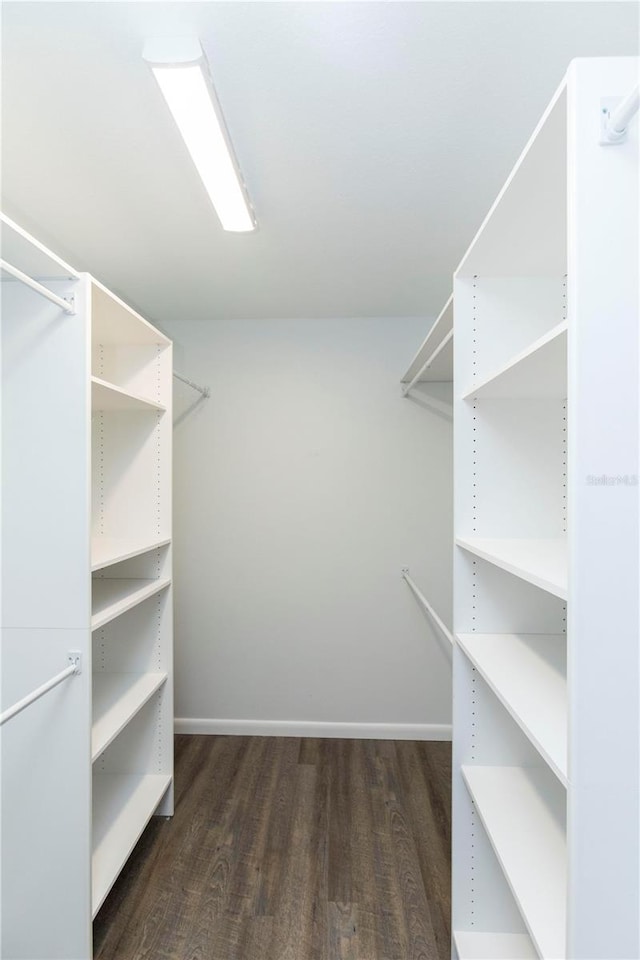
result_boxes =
[602,85,639,144]
[0,653,82,728]
[0,258,76,315]
[402,568,453,659]
[402,328,453,397]
[173,372,210,399]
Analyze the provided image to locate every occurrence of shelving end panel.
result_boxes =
[2,273,92,629]
[1,628,92,960]
[566,55,640,960]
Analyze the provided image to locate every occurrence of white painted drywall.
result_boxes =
[167,317,452,737]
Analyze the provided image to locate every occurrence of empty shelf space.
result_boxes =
[462,765,566,960]
[91,537,171,572]
[92,772,171,917]
[91,376,166,412]
[92,577,171,630]
[92,280,171,346]
[92,673,168,762]
[455,83,566,277]
[456,537,567,600]
[462,321,567,400]
[457,633,567,784]
[401,295,454,384]
[454,931,537,959]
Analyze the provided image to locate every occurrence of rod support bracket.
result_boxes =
[63,293,76,315]
[401,566,410,577]
[600,90,639,145]
[68,651,82,675]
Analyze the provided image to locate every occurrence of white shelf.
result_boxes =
[462,321,567,400]
[456,537,567,600]
[92,673,167,762]
[457,633,567,785]
[462,765,566,960]
[92,577,171,630]
[401,295,454,383]
[456,83,567,277]
[91,537,171,572]
[91,376,165,413]
[92,279,171,346]
[92,772,171,917]
[454,931,537,959]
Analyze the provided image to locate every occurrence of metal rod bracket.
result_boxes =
[600,89,640,145]
[68,651,82,675]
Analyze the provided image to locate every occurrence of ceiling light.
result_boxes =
[143,38,256,233]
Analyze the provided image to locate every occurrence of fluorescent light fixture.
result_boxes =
[144,38,256,232]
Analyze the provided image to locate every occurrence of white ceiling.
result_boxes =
[1,2,637,324]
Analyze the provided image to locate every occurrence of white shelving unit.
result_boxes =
[92,672,168,760]
[92,771,172,917]
[92,577,171,630]
[462,765,566,960]
[455,537,567,600]
[456,633,567,784]
[91,536,172,572]
[91,376,166,413]
[452,57,639,959]
[1,213,173,960]
[461,321,567,400]
[454,931,537,960]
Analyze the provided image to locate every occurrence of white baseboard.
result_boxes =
[174,717,452,741]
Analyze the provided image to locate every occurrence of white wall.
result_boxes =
[167,317,452,738]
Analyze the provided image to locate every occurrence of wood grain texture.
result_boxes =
[94,736,451,960]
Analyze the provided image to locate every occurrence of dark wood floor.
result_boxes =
[94,736,451,960]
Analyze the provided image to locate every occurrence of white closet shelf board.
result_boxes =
[92,772,171,916]
[0,212,79,279]
[91,537,171,572]
[92,280,171,346]
[456,537,567,599]
[92,673,168,762]
[91,376,166,412]
[456,633,567,784]
[462,766,566,960]
[455,83,567,278]
[462,322,567,400]
[92,577,171,631]
[453,931,537,960]
[401,295,454,383]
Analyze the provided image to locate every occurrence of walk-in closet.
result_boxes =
[1,3,638,959]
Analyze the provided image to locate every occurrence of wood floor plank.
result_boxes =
[267,764,319,960]
[394,741,451,940]
[328,902,359,960]
[348,740,380,959]
[181,737,274,960]
[93,735,452,960]
[328,739,353,904]
[253,737,301,917]
[309,743,331,960]
[379,753,441,960]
